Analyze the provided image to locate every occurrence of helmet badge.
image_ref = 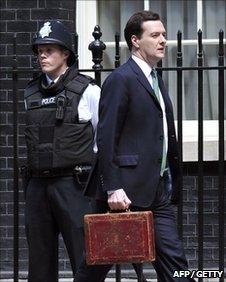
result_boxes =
[39,22,52,38]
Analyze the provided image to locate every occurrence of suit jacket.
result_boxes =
[85,57,181,207]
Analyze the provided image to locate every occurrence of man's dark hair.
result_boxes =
[124,10,160,51]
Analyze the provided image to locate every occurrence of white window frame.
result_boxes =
[76,0,98,70]
[76,0,226,161]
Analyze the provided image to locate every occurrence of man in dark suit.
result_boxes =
[75,10,195,282]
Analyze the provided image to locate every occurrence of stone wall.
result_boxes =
[0,0,76,275]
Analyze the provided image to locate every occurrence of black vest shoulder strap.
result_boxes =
[65,74,93,96]
[24,76,41,99]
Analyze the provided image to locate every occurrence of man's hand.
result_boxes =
[107,189,132,210]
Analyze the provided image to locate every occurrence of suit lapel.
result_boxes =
[127,57,175,114]
[128,58,161,106]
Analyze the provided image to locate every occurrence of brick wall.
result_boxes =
[0,0,76,276]
[0,0,224,279]
[182,172,222,269]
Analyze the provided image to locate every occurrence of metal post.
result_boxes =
[197,29,204,282]
[115,32,120,68]
[115,264,121,282]
[31,57,39,79]
[13,35,19,282]
[176,30,183,238]
[157,60,162,77]
[218,29,224,282]
[88,25,106,86]
[133,263,145,282]
[74,32,79,69]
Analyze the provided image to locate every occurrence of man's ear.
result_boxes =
[131,35,140,49]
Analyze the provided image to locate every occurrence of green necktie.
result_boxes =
[151,68,160,101]
[151,69,167,176]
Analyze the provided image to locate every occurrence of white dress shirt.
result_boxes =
[46,74,100,153]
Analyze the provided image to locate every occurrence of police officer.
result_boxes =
[23,20,100,282]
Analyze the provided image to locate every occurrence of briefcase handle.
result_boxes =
[107,208,130,213]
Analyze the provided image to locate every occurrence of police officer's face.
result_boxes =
[37,44,69,79]
[131,20,166,66]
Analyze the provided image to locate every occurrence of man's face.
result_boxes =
[37,44,69,79]
[132,20,166,66]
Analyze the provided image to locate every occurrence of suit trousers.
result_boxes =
[74,170,195,282]
[25,176,91,282]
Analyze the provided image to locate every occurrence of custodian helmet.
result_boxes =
[32,20,76,66]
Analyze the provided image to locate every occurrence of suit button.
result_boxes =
[159,113,163,118]
[159,135,163,140]
[158,158,162,163]
[171,134,175,138]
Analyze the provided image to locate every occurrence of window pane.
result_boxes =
[149,0,197,40]
[202,0,226,119]
[203,0,226,38]
[165,44,226,120]
[97,0,226,119]
[98,0,143,69]
[98,0,120,42]
[98,0,143,40]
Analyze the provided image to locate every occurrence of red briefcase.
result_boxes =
[84,211,155,265]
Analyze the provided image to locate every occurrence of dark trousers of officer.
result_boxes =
[74,170,195,282]
[25,176,91,282]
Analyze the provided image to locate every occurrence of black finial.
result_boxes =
[177,30,182,53]
[88,25,106,70]
[218,29,224,57]
[197,29,203,56]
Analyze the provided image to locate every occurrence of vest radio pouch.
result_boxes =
[56,91,67,121]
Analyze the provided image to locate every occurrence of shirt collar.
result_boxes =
[45,67,69,85]
[131,54,153,79]
[45,74,60,85]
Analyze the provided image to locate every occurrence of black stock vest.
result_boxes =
[24,69,94,172]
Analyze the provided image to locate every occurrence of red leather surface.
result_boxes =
[84,211,155,265]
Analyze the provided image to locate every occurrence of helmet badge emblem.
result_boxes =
[39,22,52,38]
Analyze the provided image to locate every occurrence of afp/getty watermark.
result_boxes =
[173,270,224,279]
